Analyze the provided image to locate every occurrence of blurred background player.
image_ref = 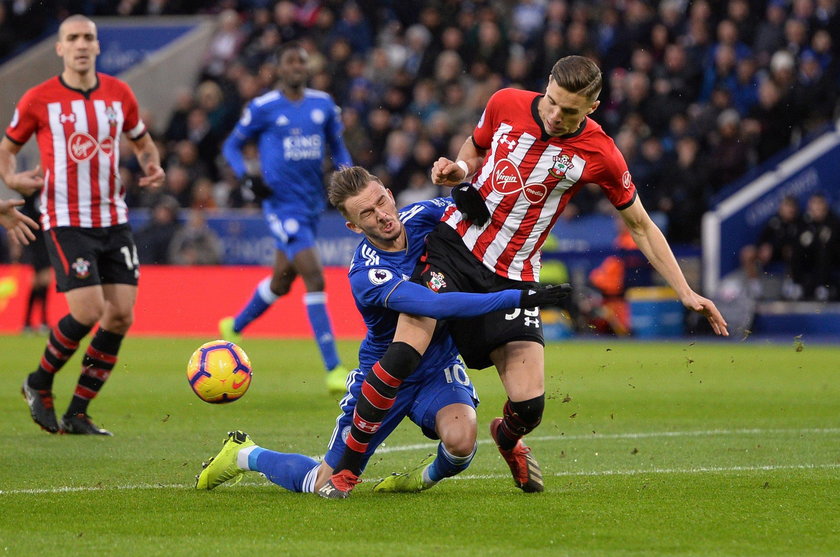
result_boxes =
[196,167,570,496]
[19,192,52,334]
[0,15,165,435]
[218,41,352,395]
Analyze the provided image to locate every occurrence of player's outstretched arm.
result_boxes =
[0,198,38,245]
[385,280,571,320]
[619,198,729,336]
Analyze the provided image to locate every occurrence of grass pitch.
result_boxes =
[0,334,838,556]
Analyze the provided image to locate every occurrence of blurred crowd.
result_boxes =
[129,0,840,249]
[2,0,840,253]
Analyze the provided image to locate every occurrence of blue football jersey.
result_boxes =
[223,88,352,217]
[348,197,458,382]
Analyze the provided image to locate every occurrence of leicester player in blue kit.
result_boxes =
[219,42,353,395]
[196,167,570,495]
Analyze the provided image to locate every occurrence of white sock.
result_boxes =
[237,445,258,470]
[421,465,439,488]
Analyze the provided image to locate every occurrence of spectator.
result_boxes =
[168,209,223,265]
[709,108,750,189]
[202,9,246,79]
[790,193,840,301]
[135,195,182,264]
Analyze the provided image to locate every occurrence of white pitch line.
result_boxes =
[2,463,838,496]
[2,427,838,496]
[374,427,840,454]
[454,462,840,482]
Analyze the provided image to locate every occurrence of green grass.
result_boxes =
[1,335,838,556]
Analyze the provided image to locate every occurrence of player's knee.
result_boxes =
[269,276,292,296]
[102,309,134,334]
[441,426,477,457]
[506,394,545,434]
[301,272,325,292]
[378,341,422,381]
[71,302,105,327]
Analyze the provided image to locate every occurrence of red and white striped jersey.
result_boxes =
[5,73,147,230]
[443,88,637,282]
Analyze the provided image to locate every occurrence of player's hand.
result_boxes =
[241,175,273,202]
[519,283,572,307]
[138,164,165,188]
[431,157,468,187]
[0,198,38,245]
[452,183,491,226]
[7,165,44,196]
[682,292,729,336]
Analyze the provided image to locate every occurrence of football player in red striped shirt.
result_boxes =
[0,15,165,435]
[321,55,728,497]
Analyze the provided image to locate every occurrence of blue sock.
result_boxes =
[304,292,340,371]
[427,442,476,482]
[234,277,279,332]
[250,448,320,493]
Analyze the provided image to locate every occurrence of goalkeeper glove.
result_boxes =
[452,183,491,226]
[519,283,572,307]
[241,175,273,202]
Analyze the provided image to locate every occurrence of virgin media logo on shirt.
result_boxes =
[67,131,114,162]
[491,158,547,204]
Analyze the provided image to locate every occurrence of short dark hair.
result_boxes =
[550,56,603,100]
[276,41,305,62]
[328,166,382,217]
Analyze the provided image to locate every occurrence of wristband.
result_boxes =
[455,160,470,179]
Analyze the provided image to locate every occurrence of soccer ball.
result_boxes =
[186,340,252,404]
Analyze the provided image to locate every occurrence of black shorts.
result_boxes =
[24,229,51,272]
[45,224,140,293]
[412,223,544,370]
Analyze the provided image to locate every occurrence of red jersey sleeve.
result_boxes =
[472,89,509,150]
[593,136,637,210]
[5,88,40,145]
[115,78,146,140]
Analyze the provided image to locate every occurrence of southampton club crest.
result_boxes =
[427,271,447,292]
[548,153,574,179]
[71,257,91,279]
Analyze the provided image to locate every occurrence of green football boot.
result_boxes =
[196,430,255,490]
[218,316,242,344]
[373,454,436,493]
[325,365,349,396]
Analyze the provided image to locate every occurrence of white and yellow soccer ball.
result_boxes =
[186,340,252,404]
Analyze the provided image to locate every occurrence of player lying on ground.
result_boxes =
[196,167,570,494]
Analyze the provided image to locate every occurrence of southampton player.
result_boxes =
[196,167,570,495]
[0,15,165,435]
[321,56,729,497]
[219,42,353,395]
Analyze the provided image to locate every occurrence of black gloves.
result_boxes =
[519,283,572,307]
[452,183,491,226]
[241,175,273,202]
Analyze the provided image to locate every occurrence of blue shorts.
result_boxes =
[263,205,318,259]
[323,358,479,472]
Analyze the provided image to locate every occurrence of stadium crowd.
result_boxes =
[116,0,840,244]
[1,0,839,295]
